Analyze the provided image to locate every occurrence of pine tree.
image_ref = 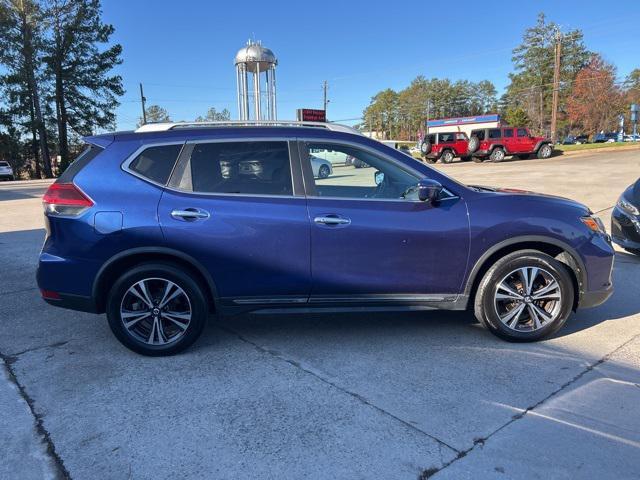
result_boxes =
[195,107,231,122]
[0,0,53,178]
[138,105,170,127]
[44,0,124,170]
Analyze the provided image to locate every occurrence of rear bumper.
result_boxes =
[42,292,99,313]
[473,149,490,157]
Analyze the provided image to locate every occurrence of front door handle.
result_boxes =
[314,215,351,226]
[171,208,210,221]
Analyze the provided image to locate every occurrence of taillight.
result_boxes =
[42,183,94,216]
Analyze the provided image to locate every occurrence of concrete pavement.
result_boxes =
[0,149,639,479]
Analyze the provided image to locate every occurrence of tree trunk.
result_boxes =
[55,58,70,170]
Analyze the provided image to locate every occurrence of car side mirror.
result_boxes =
[417,178,443,203]
[374,171,385,186]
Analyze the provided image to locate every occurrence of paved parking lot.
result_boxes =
[1,150,640,479]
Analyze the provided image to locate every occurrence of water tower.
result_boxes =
[235,40,278,121]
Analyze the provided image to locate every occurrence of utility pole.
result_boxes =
[550,30,562,143]
[139,83,147,125]
[426,99,431,136]
[322,80,329,119]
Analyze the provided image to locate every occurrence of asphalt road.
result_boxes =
[1,149,639,479]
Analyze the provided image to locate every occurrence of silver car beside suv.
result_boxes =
[0,161,15,181]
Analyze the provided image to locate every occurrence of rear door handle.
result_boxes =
[171,208,210,221]
[314,215,351,226]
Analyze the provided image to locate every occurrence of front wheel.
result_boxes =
[537,144,553,159]
[318,164,330,178]
[474,250,574,342]
[106,262,208,356]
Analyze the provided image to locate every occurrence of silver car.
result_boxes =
[310,155,332,179]
[0,161,14,181]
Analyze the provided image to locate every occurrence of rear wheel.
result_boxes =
[441,150,455,164]
[489,148,505,162]
[106,262,208,356]
[537,144,553,159]
[474,251,574,342]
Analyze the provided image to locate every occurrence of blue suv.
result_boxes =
[37,121,615,355]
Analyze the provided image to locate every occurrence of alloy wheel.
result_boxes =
[120,277,192,346]
[494,267,562,332]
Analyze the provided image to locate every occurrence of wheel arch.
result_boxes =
[464,236,586,311]
[93,247,219,314]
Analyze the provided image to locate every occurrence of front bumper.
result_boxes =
[472,149,490,157]
[611,206,640,249]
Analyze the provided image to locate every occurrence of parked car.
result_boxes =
[563,134,590,145]
[420,131,470,163]
[0,161,14,181]
[593,132,619,143]
[623,134,640,142]
[310,155,333,178]
[468,127,553,162]
[37,121,614,355]
[611,178,640,256]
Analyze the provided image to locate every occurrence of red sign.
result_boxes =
[297,108,326,122]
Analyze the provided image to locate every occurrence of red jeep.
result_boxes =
[420,131,470,163]
[467,127,553,162]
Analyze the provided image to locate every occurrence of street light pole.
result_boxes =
[550,30,562,143]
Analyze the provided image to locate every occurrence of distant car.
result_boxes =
[623,134,640,142]
[420,131,470,164]
[310,155,333,178]
[611,178,640,256]
[468,127,552,162]
[0,161,14,181]
[593,132,618,143]
[562,134,589,145]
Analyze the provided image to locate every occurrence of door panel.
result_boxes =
[307,198,470,296]
[159,191,311,301]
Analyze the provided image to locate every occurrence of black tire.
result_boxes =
[467,136,480,153]
[106,262,208,356]
[420,141,432,155]
[472,156,484,163]
[517,154,530,160]
[489,147,505,162]
[537,143,553,159]
[474,250,574,342]
[318,164,330,178]
[441,150,455,164]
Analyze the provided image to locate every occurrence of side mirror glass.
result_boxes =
[374,171,385,186]
[417,178,443,203]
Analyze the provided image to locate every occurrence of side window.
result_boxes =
[129,144,183,184]
[439,133,454,143]
[472,130,485,140]
[455,133,467,141]
[169,141,293,196]
[304,143,420,200]
[517,128,528,137]
[488,129,502,139]
[503,129,514,138]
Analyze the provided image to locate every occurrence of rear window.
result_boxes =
[488,129,502,139]
[169,141,293,196]
[503,129,514,138]
[56,146,103,183]
[128,144,183,185]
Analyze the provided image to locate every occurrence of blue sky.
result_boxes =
[104,0,640,130]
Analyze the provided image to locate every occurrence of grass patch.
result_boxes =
[556,142,637,152]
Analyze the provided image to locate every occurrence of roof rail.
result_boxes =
[134,120,362,135]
